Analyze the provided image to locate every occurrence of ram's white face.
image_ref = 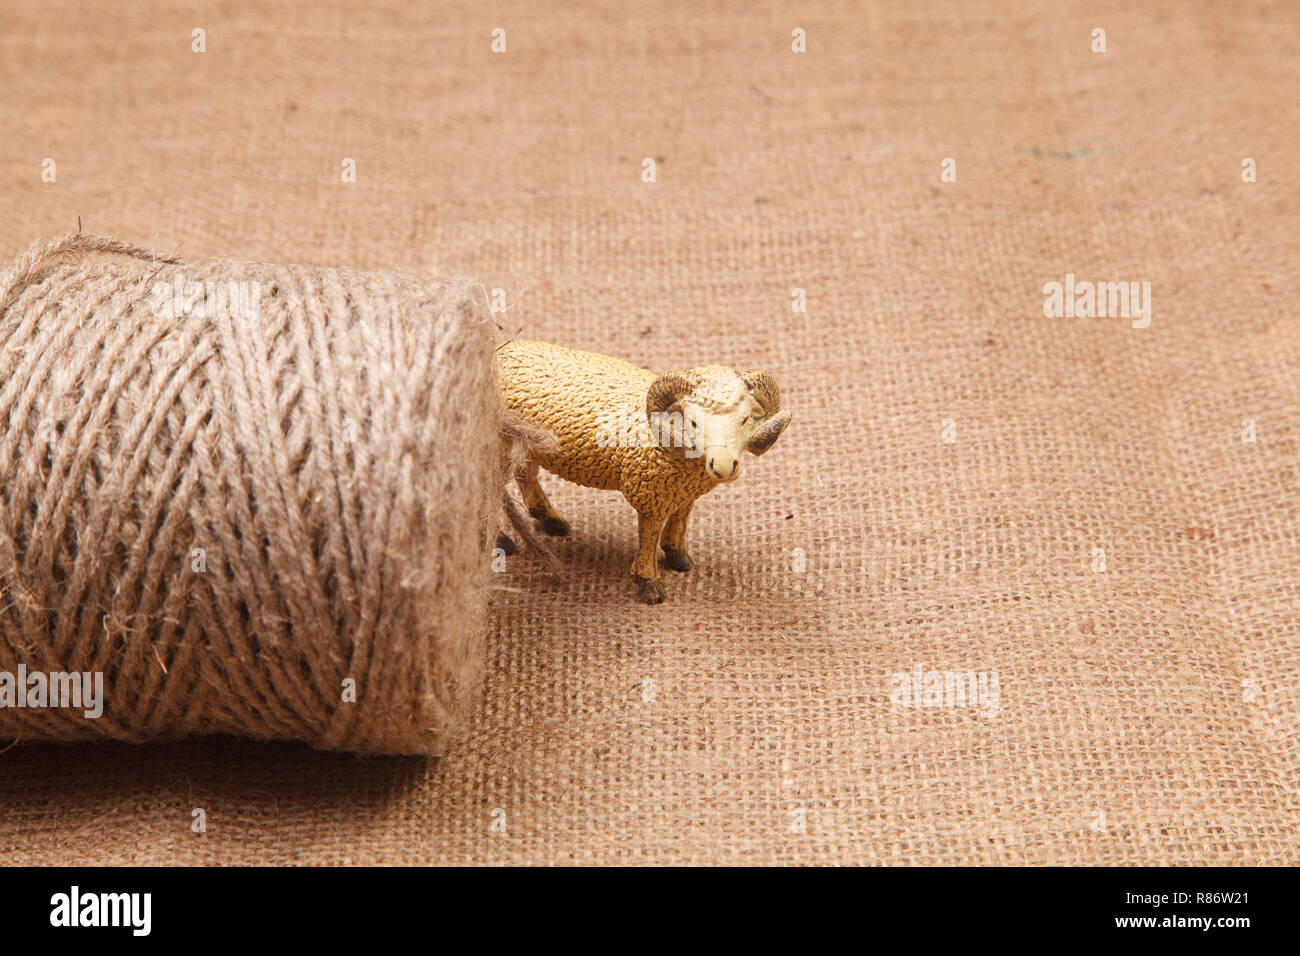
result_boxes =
[646,366,792,481]
[679,377,764,482]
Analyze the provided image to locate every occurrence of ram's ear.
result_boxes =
[736,369,780,417]
[747,410,791,456]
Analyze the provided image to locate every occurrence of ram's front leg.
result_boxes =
[660,501,694,572]
[631,511,668,604]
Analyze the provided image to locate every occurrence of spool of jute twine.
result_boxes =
[0,234,503,755]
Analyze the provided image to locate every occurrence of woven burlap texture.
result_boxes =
[0,0,1296,863]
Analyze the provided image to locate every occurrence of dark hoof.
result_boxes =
[661,546,693,572]
[494,533,518,556]
[633,575,666,605]
[530,509,571,537]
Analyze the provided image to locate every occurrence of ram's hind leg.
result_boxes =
[520,470,571,537]
[661,501,694,572]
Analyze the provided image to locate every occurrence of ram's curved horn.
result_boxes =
[645,371,696,421]
[736,369,780,417]
[747,409,791,456]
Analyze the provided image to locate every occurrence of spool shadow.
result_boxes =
[0,734,430,837]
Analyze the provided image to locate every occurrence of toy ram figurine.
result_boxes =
[496,340,792,604]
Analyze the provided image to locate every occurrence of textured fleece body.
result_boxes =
[495,340,719,516]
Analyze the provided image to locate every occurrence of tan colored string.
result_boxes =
[0,234,501,755]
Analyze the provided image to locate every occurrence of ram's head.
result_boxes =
[646,365,793,482]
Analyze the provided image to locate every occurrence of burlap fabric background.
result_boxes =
[1,0,1296,864]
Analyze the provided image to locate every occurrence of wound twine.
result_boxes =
[0,234,501,755]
